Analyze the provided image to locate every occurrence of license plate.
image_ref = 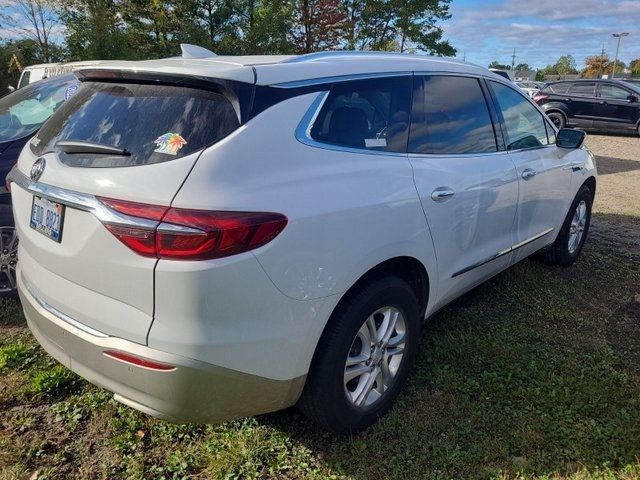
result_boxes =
[30,196,65,243]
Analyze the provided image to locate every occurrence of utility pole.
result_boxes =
[510,48,516,71]
[598,44,606,78]
[463,51,466,62]
[611,32,629,79]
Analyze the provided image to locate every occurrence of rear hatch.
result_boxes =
[11,73,245,343]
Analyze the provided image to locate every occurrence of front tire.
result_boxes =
[543,184,593,266]
[299,277,420,434]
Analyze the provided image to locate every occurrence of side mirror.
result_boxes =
[556,128,586,149]
[627,94,637,103]
[7,85,15,93]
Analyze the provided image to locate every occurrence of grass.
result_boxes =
[1,211,639,479]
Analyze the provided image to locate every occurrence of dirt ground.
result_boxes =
[585,134,640,255]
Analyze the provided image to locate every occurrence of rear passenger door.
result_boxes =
[408,75,519,307]
[487,80,573,262]
[565,82,598,128]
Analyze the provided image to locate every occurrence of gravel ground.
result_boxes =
[584,133,640,255]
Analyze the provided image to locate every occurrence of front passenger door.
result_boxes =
[488,80,573,262]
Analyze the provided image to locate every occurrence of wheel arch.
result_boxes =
[582,176,597,198]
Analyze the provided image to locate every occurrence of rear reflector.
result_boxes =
[103,350,176,371]
[96,197,287,261]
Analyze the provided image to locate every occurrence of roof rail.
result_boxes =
[282,51,401,63]
[180,44,217,59]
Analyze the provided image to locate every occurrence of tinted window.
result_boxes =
[544,83,570,94]
[33,81,240,167]
[490,81,550,150]
[409,75,497,155]
[310,76,411,153]
[600,84,631,100]
[569,82,596,97]
[0,73,77,143]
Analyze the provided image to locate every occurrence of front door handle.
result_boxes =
[521,169,537,180]
[431,188,455,201]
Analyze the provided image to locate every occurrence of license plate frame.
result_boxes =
[30,195,65,243]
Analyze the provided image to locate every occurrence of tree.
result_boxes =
[488,60,510,70]
[59,0,134,60]
[0,0,61,62]
[631,58,640,77]
[291,0,345,53]
[555,54,577,75]
[345,0,455,55]
[582,55,627,78]
[515,63,531,71]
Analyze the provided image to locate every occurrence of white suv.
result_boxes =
[8,50,596,433]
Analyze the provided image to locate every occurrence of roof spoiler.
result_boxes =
[180,44,217,59]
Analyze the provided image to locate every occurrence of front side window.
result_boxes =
[599,84,631,100]
[544,83,571,94]
[490,81,550,150]
[569,82,596,97]
[33,81,240,167]
[409,75,497,155]
[310,76,412,153]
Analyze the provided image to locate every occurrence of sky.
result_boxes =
[444,0,640,70]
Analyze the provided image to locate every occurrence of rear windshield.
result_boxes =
[32,81,240,167]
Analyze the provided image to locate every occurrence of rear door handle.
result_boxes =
[521,169,537,180]
[431,188,455,201]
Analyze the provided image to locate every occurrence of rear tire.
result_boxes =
[546,111,566,129]
[0,204,18,299]
[299,276,420,434]
[542,184,592,267]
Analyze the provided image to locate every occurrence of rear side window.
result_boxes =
[490,81,551,150]
[310,76,412,153]
[33,81,240,167]
[409,75,497,155]
[599,84,631,100]
[544,83,570,94]
[569,82,596,97]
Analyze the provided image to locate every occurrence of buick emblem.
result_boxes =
[30,158,46,182]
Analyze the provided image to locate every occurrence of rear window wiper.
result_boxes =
[55,140,131,156]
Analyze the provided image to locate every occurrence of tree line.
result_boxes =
[489,54,640,81]
[0,0,455,89]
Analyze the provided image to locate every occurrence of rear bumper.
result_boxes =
[18,269,305,423]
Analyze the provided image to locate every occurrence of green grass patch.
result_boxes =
[29,364,81,399]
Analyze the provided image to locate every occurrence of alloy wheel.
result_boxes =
[568,200,587,255]
[343,306,406,408]
[0,226,18,294]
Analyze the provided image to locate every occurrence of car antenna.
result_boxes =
[180,44,217,59]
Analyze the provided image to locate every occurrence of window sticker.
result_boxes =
[64,83,79,100]
[153,133,187,155]
[365,138,387,148]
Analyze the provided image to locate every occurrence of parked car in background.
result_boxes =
[8,49,597,434]
[515,81,540,97]
[10,61,105,92]
[0,73,80,297]
[489,68,511,80]
[534,79,640,135]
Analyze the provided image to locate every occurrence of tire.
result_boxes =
[546,111,566,129]
[542,184,593,266]
[299,276,420,434]
[0,204,18,299]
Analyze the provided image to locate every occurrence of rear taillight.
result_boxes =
[103,350,176,371]
[96,197,287,260]
[533,93,549,104]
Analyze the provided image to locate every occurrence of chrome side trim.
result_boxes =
[7,169,159,230]
[274,71,412,89]
[294,91,407,157]
[452,227,554,278]
[23,273,109,338]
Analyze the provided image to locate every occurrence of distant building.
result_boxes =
[543,73,580,82]
[513,70,536,82]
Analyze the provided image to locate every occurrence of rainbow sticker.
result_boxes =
[153,132,187,155]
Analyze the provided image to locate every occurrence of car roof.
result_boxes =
[75,51,499,86]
